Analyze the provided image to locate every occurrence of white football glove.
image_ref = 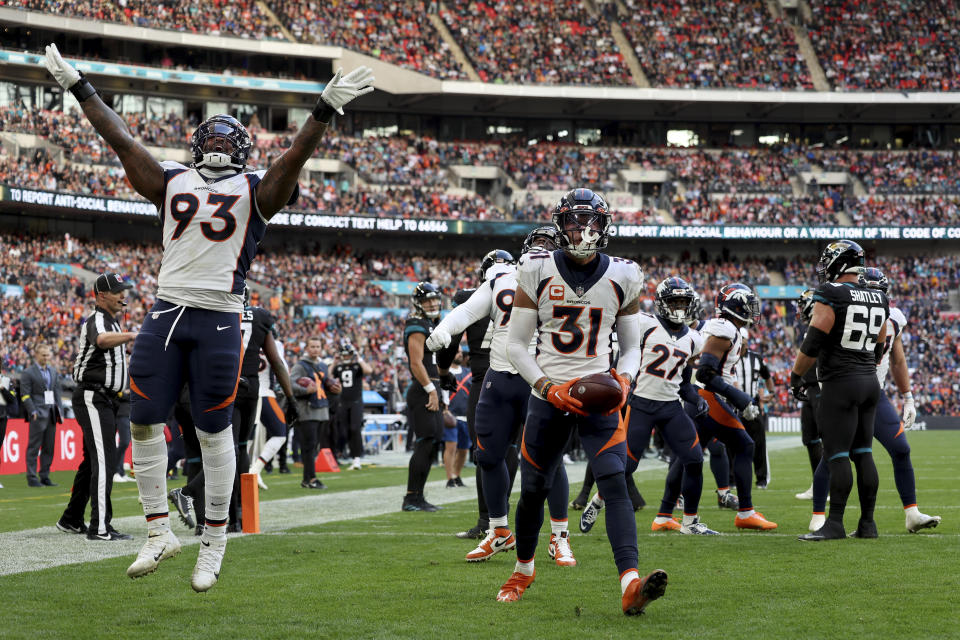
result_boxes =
[742,403,760,421]
[42,43,81,90]
[320,66,375,115]
[902,392,917,430]
[425,327,452,352]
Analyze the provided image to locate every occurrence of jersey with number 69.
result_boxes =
[813,281,889,381]
[632,313,703,402]
[516,250,643,382]
[876,306,907,384]
[699,316,744,387]
[156,161,269,313]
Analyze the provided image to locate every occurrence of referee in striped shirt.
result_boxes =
[735,339,775,489]
[57,273,137,541]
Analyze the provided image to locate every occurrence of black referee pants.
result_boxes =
[62,387,118,535]
[742,412,768,486]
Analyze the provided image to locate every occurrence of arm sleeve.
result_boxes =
[679,366,701,405]
[507,307,546,387]
[614,312,642,380]
[435,286,492,337]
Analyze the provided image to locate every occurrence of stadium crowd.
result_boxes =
[807,0,960,92]
[9,0,960,92]
[7,101,960,225]
[2,231,957,416]
[266,0,467,80]
[619,0,814,90]
[6,0,286,41]
[441,0,630,85]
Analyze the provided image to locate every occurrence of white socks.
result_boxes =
[681,514,699,526]
[737,509,756,519]
[550,518,569,535]
[131,422,170,533]
[620,569,640,594]
[197,427,236,539]
[489,516,509,529]
[514,559,534,577]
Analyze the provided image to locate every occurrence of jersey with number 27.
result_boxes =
[813,281,889,381]
[157,161,268,312]
[516,250,643,383]
[633,313,703,402]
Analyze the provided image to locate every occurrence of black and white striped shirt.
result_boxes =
[73,307,128,393]
[735,350,770,400]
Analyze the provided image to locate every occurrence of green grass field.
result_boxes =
[1,432,958,640]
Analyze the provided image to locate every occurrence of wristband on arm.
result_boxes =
[70,72,98,102]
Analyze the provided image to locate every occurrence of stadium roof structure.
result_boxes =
[4,7,960,125]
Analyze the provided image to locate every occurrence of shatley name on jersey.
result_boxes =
[849,289,884,305]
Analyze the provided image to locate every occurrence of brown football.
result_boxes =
[569,372,623,414]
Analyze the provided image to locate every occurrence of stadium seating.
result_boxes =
[619,0,814,90]
[807,0,960,92]
[266,0,467,80]
[9,0,960,91]
[441,0,631,85]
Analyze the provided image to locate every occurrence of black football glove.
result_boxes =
[694,395,710,417]
[439,371,458,392]
[790,372,808,401]
[284,398,300,425]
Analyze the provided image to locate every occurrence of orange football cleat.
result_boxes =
[622,569,668,616]
[496,570,535,602]
[650,517,681,532]
[466,527,516,562]
[735,512,778,530]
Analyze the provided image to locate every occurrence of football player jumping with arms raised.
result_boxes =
[42,44,373,591]
[501,189,667,616]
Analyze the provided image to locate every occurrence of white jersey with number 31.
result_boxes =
[516,250,643,384]
[156,161,269,312]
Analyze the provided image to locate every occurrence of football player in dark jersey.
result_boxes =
[332,339,373,471]
[402,282,445,512]
[794,289,824,501]
[794,241,888,541]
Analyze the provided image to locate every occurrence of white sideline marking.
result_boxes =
[0,437,805,576]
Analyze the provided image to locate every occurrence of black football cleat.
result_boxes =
[798,520,847,541]
[849,519,879,539]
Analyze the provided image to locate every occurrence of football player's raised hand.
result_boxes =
[426,327,451,352]
[42,44,80,90]
[320,66,375,116]
[901,392,917,430]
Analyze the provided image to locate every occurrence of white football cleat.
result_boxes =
[680,517,720,535]
[350,458,362,470]
[548,531,576,566]
[126,530,181,578]
[906,510,941,533]
[796,485,814,500]
[809,513,826,532]
[191,536,226,592]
